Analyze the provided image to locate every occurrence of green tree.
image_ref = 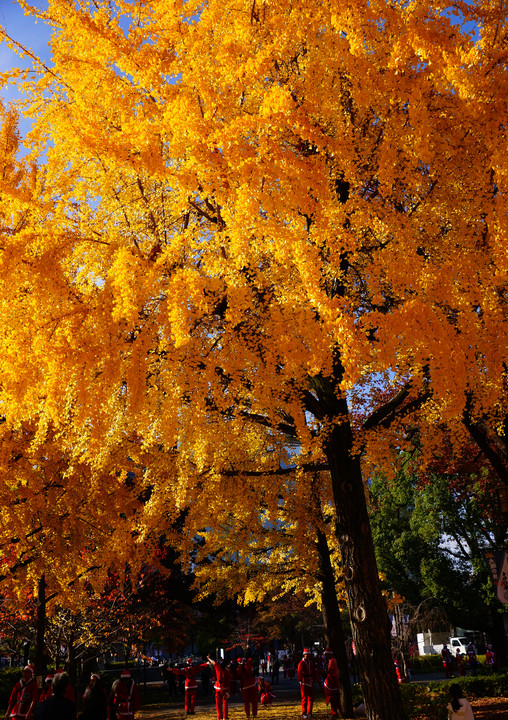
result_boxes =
[369,447,505,641]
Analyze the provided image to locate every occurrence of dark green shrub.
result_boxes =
[400,673,508,719]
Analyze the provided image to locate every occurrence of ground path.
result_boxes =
[131,669,508,720]
[137,697,508,720]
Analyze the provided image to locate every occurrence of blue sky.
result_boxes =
[0,1,51,101]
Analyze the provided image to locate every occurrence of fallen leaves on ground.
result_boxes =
[137,696,508,720]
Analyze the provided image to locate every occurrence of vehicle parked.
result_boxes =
[416,631,484,656]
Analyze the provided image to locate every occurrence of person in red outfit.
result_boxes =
[111,670,141,720]
[208,657,232,720]
[172,658,208,716]
[237,658,257,718]
[257,677,275,706]
[485,644,498,671]
[323,648,341,717]
[5,665,39,720]
[297,649,317,719]
[38,675,54,704]
[441,645,453,679]
[455,651,466,677]
[81,673,110,720]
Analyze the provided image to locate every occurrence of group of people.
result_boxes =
[5,666,141,720]
[205,656,276,720]
[442,642,497,679]
[297,647,341,720]
[8,644,489,720]
[258,653,281,684]
[163,647,341,720]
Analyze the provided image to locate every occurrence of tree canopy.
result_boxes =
[369,449,501,629]
[0,0,505,477]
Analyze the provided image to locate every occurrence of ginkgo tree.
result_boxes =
[175,460,355,715]
[0,416,159,604]
[1,2,507,719]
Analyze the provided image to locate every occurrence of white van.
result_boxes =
[449,636,469,655]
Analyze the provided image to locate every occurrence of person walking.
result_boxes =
[485,644,498,671]
[55,669,76,705]
[207,657,231,720]
[36,673,75,720]
[172,658,208,716]
[466,643,478,676]
[456,651,466,677]
[237,658,257,719]
[79,673,110,720]
[297,649,317,719]
[38,675,54,705]
[442,645,454,679]
[323,648,341,718]
[111,670,141,720]
[5,665,39,720]
[270,656,280,685]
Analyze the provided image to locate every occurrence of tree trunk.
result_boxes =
[393,603,409,681]
[34,575,47,676]
[313,377,405,720]
[23,641,31,667]
[54,627,63,670]
[316,526,355,717]
[490,603,507,663]
[67,630,77,685]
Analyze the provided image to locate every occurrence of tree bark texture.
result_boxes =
[312,377,405,720]
[34,574,47,676]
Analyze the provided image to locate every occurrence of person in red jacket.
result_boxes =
[5,665,39,720]
[485,644,498,671]
[207,657,231,720]
[81,673,110,720]
[237,658,257,718]
[297,649,317,719]
[441,645,453,679]
[455,651,466,677]
[172,658,208,716]
[256,677,275,706]
[323,648,341,718]
[38,675,54,704]
[111,670,141,720]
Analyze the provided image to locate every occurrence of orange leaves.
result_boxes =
[109,246,147,324]
[0,0,506,617]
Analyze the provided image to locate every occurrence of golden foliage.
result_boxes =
[0,0,506,599]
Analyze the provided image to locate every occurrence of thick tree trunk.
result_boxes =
[316,526,355,717]
[490,603,507,663]
[312,377,405,720]
[34,575,47,677]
